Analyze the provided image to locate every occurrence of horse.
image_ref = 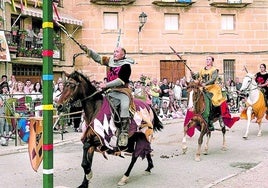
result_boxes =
[56,71,163,187]
[240,73,268,139]
[182,81,235,161]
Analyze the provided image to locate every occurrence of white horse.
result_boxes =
[240,73,267,139]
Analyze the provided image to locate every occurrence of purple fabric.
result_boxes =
[91,97,153,157]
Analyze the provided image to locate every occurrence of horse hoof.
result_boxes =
[221,147,227,151]
[144,170,151,175]
[195,157,201,162]
[86,171,93,180]
[202,150,208,155]
[117,175,129,186]
[243,136,248,140]
[182,147,188,154]
[257,132,262,137]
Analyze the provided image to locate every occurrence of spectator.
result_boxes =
[53,82,64,104]
[159,101,172,120]
[0,75,7,86]
[25,25,38,48]
[8,75,17,93]
[173,79,182,103]
[54,77,63,92]
[31,82,43,101]
[160,78,170,107]
[12,81,25,99]
[0,83,10,138]
[36,28,43,48]
[180,77,188,98]
[144,84,152,106]
[235,77,242,91]
[150,78,161,110]
[134,81,145,100]
[24,79,33,94]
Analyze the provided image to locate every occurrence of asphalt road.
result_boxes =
[0,117,268,188]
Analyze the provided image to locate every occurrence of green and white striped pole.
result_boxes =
[42,1,54,187]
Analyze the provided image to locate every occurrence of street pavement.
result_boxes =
[1,118,268,188]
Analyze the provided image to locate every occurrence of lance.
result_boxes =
[169,46,192,72]
[243,65,248,73]
[116,28,121,47]
[54,20,87,53]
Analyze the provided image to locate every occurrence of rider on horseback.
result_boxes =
[81,45,134,150]
[255,64,268,111]
[191,56,226,131]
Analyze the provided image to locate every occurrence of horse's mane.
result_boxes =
[70,71,103,100]
[243,72,258,86]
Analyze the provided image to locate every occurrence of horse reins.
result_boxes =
[187,85,202,105]
[63,79,102,108]
[241,75,259,93]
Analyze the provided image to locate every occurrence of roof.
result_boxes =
[13,3,83,26]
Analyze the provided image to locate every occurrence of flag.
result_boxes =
[0,31,11,62]
[28,118,43,172]
[20,0,24,12]
[11,0,17,12]
[53,2,60,20]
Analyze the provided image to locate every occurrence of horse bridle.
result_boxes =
[187,85,202,105]
[241,75,259,93]
[63,79,100,108]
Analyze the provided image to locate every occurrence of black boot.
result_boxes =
[118,118,129,150]
[208,121,214,131]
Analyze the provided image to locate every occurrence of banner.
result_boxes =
[28,118,43,172]
[0,31,11,62]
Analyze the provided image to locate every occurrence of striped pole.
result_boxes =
[42,1,54,187]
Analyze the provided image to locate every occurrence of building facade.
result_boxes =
[1,0,268,84]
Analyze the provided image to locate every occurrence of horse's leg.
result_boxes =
[182,121,194,154]
[182,132,188,154]
[195,123,206,162]
[78,142,95,188]
[144,153,154,175]
[219,118,227,151]
[203,133,211,155]
[117,154,137,186]
[243,106,253,139]
[257,122,262,137]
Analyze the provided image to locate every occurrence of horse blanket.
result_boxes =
[184,100,239,137]
[84,98,154,153]
[240,92,267,124]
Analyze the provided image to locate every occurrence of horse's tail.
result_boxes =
[151,106,164,132]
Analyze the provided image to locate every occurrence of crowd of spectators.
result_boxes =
[0,72,251,145]
[90,75,189,121]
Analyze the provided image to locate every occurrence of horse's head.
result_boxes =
[186,80,203,112]
[240,73,256,93]
[57,71,98,112]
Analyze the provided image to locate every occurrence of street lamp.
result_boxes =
[138,12,147,32]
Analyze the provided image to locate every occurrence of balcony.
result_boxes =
[90,0,135,5]
[210,0,253,8]
[5,30,64,61]
[152,0,195,7]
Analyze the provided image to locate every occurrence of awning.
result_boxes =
[14,4,83,26]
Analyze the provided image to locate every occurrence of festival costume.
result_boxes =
[255,72,268,108]
[240,92,267,124]
[88,49,134,148]
[193,66,239,131]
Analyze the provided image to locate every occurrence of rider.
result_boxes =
[191,56,239,131]
[255,63,268,108]
[81,45,134,150]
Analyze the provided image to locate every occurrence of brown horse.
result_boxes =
[182,81,228,161]
[57,71,163,187]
